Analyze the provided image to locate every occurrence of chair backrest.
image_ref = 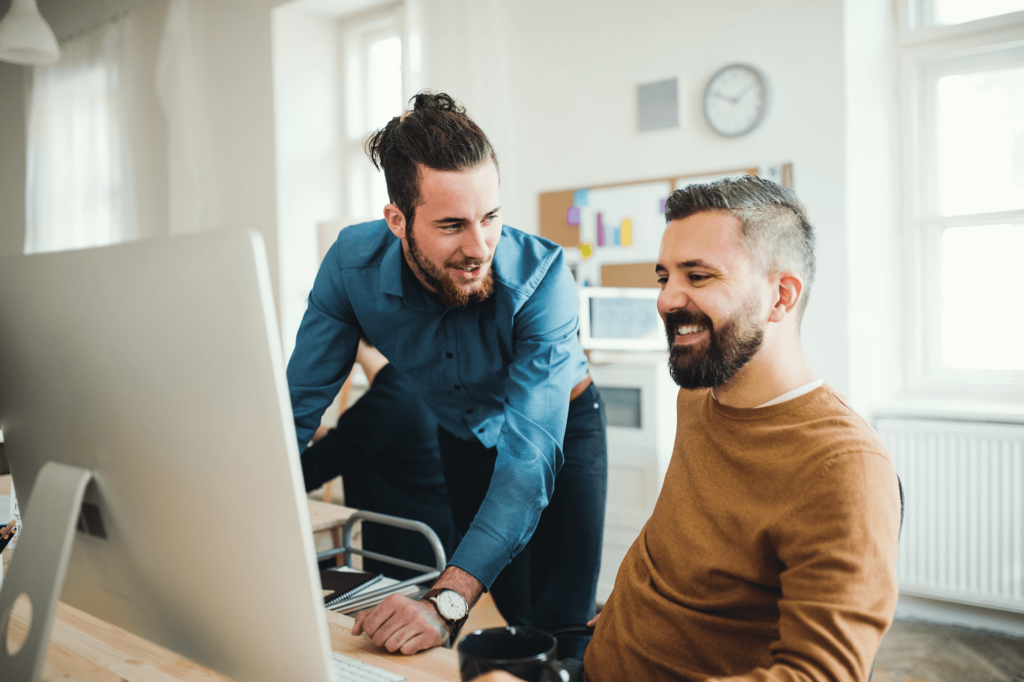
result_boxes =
[871,474,905,682]
[898,475,905,537]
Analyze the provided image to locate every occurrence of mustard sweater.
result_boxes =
[584,385,901,682]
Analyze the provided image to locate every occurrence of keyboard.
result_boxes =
[331,651,407,682]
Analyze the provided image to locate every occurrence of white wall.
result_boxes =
[184,0,283,306]
[272,7,341,358]
[416,0,852,395]
[0,0,852,393]
[844,0,902,416]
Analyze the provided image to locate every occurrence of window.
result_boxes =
[25,19,136,254]
[339,10,405,226]
[910,0,1024,30]
[901,2,1024,399]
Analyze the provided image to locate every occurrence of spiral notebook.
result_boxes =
[319,568,383,608]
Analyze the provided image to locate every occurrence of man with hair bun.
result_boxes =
[582,176,901,681]
[287,92,607,657]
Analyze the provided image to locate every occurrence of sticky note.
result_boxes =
[580,243,593,259]
[621,218,633,246]
[612,226,620,246]
[659,198,667,214]
[574,189,590,207]
[596,213,605,247]
[566,205,580,226]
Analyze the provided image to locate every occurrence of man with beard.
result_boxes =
[286,92,606,657]
[581,176,901,682]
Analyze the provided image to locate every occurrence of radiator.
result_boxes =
[876,418,1024,613]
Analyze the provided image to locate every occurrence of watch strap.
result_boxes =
[421,588,469,646]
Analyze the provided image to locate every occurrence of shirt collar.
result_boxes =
[380,237,445,313]
[709,378,824,408]
[756,378,824,408]
[379,238,405,298]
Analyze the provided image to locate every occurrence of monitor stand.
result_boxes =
[0,462,93,682]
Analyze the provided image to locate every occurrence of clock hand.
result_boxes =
[731,83,753,103]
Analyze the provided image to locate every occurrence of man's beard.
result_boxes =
[664,293,764,389]
[406,223,494,308]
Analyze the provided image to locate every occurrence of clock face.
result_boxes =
[702,64,767,137]
[437,590,468,620]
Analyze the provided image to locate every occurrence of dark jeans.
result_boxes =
[438,382,608,659]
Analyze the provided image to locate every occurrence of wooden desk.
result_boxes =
[4,499,459,682]
[8,599,459,682]
[308,498,358,534]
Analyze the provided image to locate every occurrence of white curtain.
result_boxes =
[25,16,137,254]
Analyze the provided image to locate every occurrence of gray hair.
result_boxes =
[664,175,816,317]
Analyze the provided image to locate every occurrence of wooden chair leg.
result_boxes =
[330,526,343,567]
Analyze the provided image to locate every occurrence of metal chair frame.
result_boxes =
[315,509,447,613]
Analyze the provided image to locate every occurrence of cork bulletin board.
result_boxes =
[540,163,793,288]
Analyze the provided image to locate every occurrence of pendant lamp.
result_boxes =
[0,0,59,65]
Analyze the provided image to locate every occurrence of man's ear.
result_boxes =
[383,204,407,239]
[768,272,803,323]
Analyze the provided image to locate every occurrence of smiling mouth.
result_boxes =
[674,324,708,343]
[450,262,488,280]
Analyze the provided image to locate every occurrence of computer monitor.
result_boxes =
[578,287,664,351]
[0,229,335,682]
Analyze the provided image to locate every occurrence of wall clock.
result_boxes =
[702,64,768,137]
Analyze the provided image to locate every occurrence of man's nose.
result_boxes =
[657,281,690,319]
[460,223,490,261]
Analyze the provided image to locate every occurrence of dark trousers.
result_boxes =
[437,382,607,659]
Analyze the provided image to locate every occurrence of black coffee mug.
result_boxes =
[458,626,568,682]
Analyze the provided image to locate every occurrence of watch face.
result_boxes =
[702,64,767,137]
[436,590,468,620]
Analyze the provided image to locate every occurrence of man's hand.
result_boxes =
[352,566,484,655]
[352,594,450,655]
[312,425,331,443]
[587,611,601,627]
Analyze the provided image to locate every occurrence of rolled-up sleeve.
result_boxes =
[448,254,581,588]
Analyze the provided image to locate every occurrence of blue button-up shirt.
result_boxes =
[287,220,588,588]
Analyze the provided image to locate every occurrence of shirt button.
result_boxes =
[466,408,474,414]
[478,427,485,434]
[454,385,461,390]
[446,352,454,359]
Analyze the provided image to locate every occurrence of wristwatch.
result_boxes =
[421,588,469,645]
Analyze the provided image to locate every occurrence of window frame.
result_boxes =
[337,5,406,227]
[899,0,1024,43]
[899,12,1024,402]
